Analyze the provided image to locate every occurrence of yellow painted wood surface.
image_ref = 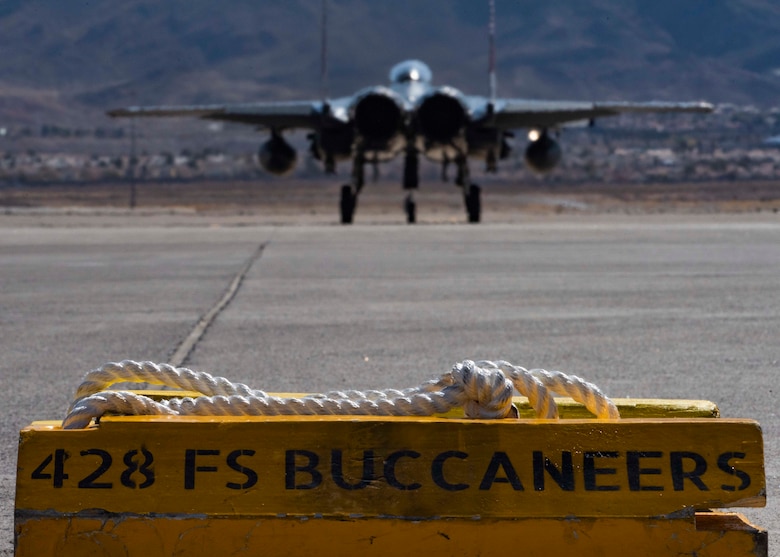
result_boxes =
[14,512,767,557]
[16,416,764,518]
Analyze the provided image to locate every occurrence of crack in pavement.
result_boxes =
[169,241,268,367]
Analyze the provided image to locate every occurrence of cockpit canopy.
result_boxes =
[389,60,433,85]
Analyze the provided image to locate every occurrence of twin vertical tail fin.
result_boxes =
[320,0,329,102]
[488,0,497,103]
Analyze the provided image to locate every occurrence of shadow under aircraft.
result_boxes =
[108,13,712,224]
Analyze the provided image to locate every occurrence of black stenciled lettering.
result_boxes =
[627,451,664,492]
[583,451,620,491]
[331,449,375,490]
[53,449,70,488]
[31,449,69,488]
[384,450,422,490]
[717,452,751,492]
[285,450,322,490]
[78,449,113,489]
[670,451,709,491]
[431,451,469,491]
[184,449,220,490]
[479,452,524,491]
[53,449,69,488]
[121,448,155,489]
[31,454,53,481]
[226,449,258,490]
[533,451,574,491]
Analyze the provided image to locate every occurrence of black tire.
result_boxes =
[340,185,356,224]
[465,183,481,223]
[404,194,416,224]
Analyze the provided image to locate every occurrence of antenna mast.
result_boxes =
[320,0,329,101]
[488,0,497,102]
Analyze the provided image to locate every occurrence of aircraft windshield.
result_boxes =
[389,60,433,84]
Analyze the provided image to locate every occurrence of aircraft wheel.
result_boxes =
[340,185,356,224]
[465,184,481,223]
[404,194,416,224]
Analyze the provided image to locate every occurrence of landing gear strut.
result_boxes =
[401,148,419,224]
[339,153,365,225]
[403,148,419,191]
[455,155,481,223]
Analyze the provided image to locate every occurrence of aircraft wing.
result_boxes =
[106,100,332,130]
[489,99,713,129]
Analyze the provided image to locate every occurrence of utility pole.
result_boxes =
[129,115,137,209]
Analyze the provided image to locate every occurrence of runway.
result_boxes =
[1,213,778,555]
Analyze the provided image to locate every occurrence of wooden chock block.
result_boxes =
[14,398,768,556]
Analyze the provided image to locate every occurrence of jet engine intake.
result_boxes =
[259,133,297,175]
[524,133,561,173]
[351,88,405,145]
[416,88,468,145]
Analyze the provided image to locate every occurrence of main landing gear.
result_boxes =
[454,155,481,223]
[340,185,357,224]
[464,183,481,223]
[339,153,365,224]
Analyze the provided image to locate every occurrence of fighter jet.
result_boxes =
[107,5,712,224]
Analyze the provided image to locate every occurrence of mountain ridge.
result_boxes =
[2,0,780,126]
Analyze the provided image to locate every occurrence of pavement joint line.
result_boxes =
[168,241,268,367]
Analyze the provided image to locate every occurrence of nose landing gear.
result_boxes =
[404,192,416,224]
[338,149,481,224]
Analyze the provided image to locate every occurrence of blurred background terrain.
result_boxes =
[1,0,780,209]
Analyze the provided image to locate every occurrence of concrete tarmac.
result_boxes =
[1,213,778,556]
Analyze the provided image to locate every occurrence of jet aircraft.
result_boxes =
[108,12,711,225]
[108,60,711,224]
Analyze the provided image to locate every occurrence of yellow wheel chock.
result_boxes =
[14,395,766,556]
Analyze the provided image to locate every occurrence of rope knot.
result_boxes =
[450,360,518,419]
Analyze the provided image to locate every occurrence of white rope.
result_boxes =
[62,359,619,429]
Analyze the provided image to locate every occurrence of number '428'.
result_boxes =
[31,448,154,489]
